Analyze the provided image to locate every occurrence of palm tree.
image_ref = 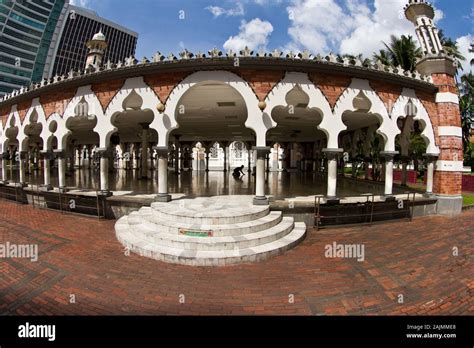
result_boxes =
[372,35,422,72]
[438,30,466,74]
[469,43,473,66]
[460,72,474,97]
[373,50,391,66]
[459,72,474,167]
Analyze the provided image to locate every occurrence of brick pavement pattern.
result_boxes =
[0,200,473,315]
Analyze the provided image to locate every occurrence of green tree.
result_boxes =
[459,72,473,168]
[438,30,466,74]
[409,133,427,174]
[372,35,422,72]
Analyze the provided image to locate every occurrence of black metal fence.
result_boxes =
[0,183,28,204]
[314,192,416,230]
[31,187,106,219]
[0,183,106,219]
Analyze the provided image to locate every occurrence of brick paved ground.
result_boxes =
[0,200,473,315]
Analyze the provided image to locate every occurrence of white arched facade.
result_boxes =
[0,70,442,203]
[162,70,270,147]
[391,88,440,155]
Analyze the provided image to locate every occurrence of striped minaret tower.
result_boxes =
[405,0,463,215]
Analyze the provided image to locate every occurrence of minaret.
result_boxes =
[404,0,443,55]
[404,0,463,215]
[85,29,108,69]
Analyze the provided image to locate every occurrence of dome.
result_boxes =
[92,30,106,41]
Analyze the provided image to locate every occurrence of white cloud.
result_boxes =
[69,0,91,7]
[223,18,274,52]
[253,0,283,4]
[285,0,445,58]
[457,34,474,73]
[286,0,357,54]
[339,0,415,57]
[206,3,244,18]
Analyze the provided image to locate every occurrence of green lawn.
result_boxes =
[463,194,474,206]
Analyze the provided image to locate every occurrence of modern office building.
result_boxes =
[0,1,138,97]
[51,5,138,77]
[0,0,69,96]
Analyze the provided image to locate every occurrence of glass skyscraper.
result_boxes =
[0,1,138,97]
[51,5,138,78]
[0,0,68,96]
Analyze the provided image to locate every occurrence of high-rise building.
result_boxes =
[0,1,138,97]
[0,0,69,96]
[51,5,138,77]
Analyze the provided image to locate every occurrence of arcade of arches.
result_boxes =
[0,62,464,215]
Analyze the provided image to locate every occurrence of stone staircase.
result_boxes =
[115,196,306,266]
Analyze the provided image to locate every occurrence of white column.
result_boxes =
[192,149,198,171]
[156,147,171,202]
[323,149,342,200]
[98,150,111,196]
[381,152,397,197]
[1,152,8,183]
[56,150,67,192]
[415,28,427,53]
[41,151,53,190]
[425,154,437,196]
[247,147,252,173]
[253,147,270,205]
[420,27,432,53]
[75,148,81,168]
[223,145,228,172]
[18,151,26,186]
[133,146,139,170]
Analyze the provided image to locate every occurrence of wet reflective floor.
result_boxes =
[7,168,386,199]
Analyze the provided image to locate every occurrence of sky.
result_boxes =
[71,0,473,72]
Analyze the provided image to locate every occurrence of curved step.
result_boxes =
[136,208,283,236]
[116,220,307,266]
[125,217,295,251]
[150,199,269,225]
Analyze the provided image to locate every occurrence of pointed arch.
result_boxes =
[333,78,400,151]
[263,72,341,148]
[4,106,23,150]
[160,71,264,147]
[63,85,104,147]
[20,98,49,150]
[392,88,440,155]
[105,77,161,148]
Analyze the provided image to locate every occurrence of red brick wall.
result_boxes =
[17,100,32,123]
[433,172,463,195]
[431,73,458,94]
[462,175,474,192]
[430,73,463,195]
[370,80,402,114]
[144,72,190,103]
[234,70,285,102]
[92,79,125,112]
[393,169,417,184]
[309,73,352,109]
[40,89,77,119]
[0,105,11,128]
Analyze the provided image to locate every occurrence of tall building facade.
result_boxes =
[0,0,68,96]
[0,1,138,97]
[51,5,138,77]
